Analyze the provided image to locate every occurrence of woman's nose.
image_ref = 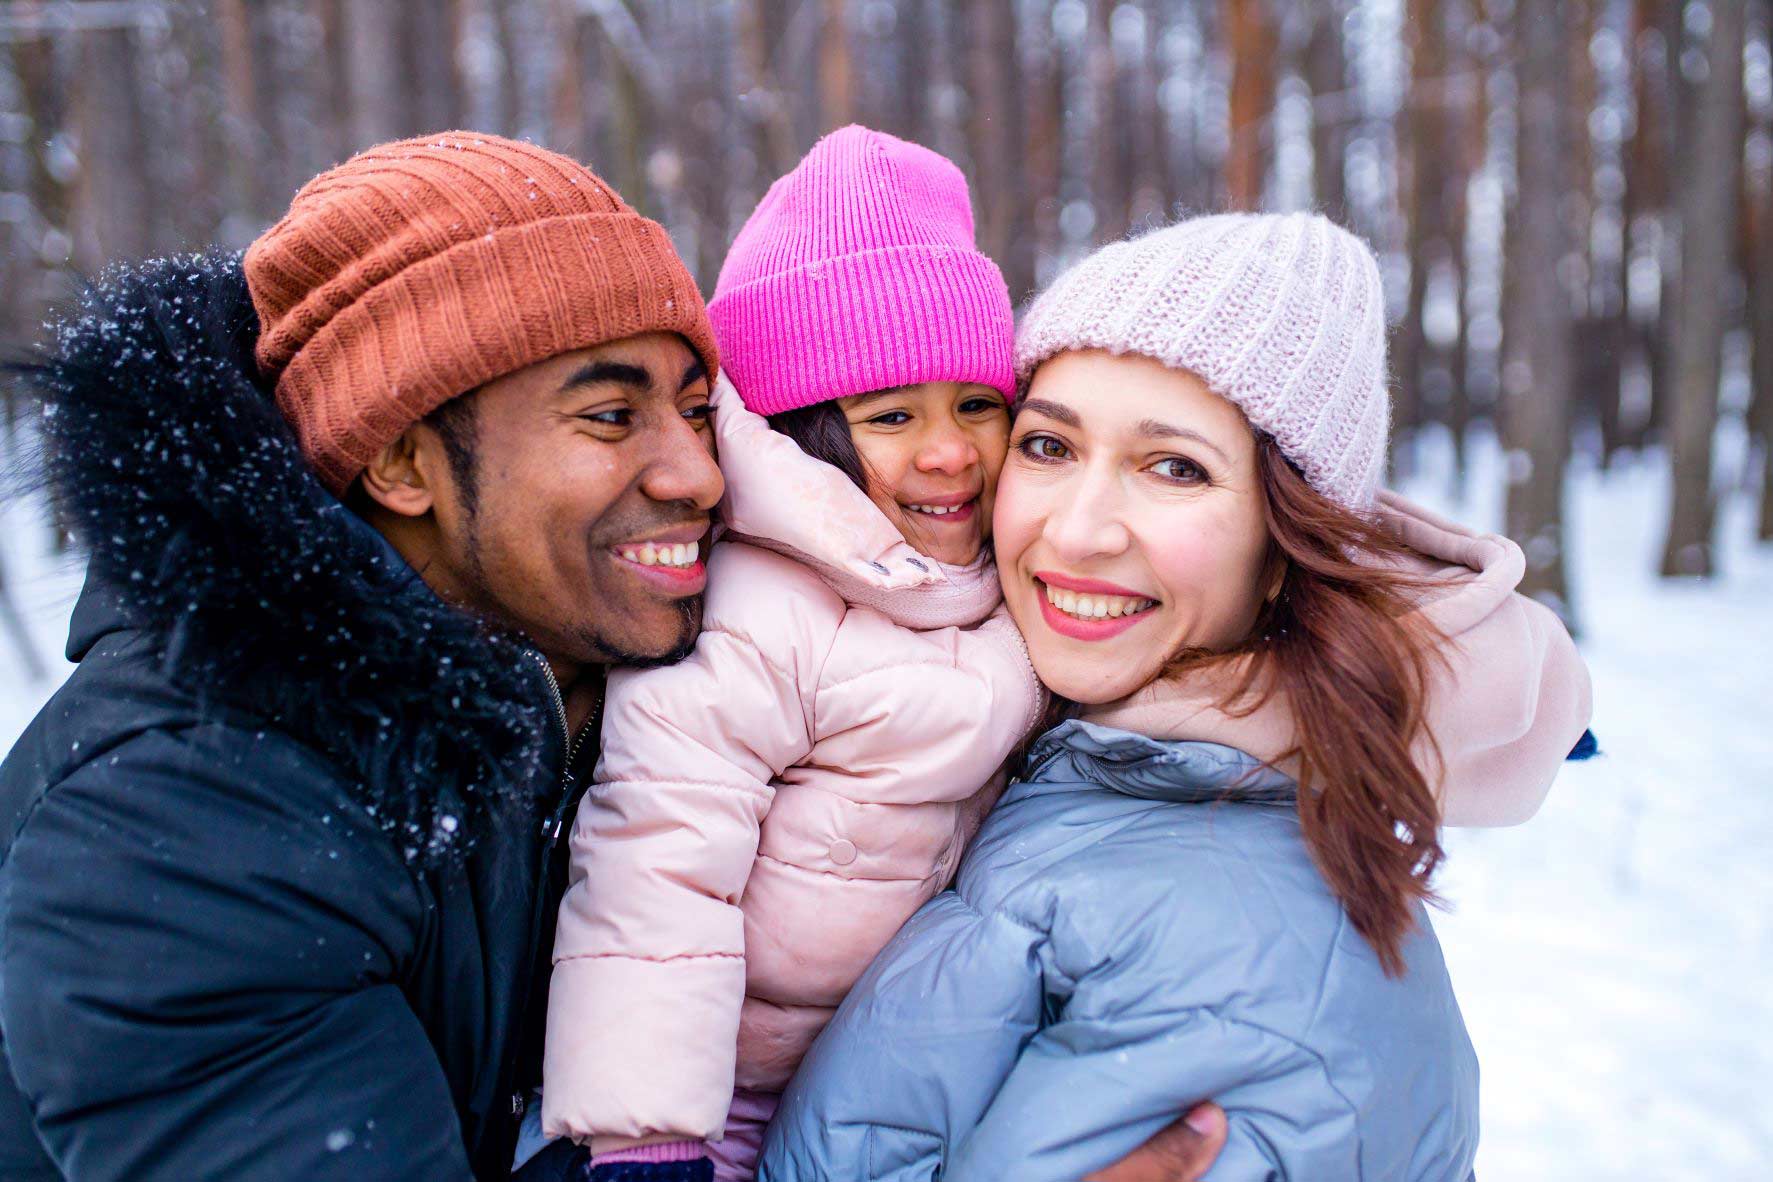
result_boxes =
[1042,472,1130,561]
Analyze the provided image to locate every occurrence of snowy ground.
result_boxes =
[2,431,1769,1179]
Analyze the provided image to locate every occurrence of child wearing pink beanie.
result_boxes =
[541,126,1044,1181]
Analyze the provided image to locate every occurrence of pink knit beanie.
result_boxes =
[708,125,1015,416]
[1015,213,1390,510]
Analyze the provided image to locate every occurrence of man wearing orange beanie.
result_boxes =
[0,133,1225,1182]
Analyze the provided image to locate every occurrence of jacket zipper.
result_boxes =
[530,650,595,836]
[504,650,598,1129]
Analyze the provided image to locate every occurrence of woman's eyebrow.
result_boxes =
[1018,398,1080,427]
[1135,419,1231,463]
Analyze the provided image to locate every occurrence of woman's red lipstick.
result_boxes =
[1033,571,1156,642]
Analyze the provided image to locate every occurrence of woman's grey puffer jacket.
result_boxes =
[756,720,1479,1181]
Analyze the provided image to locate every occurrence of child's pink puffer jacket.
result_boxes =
[541,378,1045,1151]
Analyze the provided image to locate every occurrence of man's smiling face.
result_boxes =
[362,332,723,676]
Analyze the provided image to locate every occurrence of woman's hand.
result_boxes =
[1083,1103,1227,1181]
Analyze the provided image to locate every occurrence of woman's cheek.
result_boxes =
[1142,509,1268,647]
[989,469,1030,556]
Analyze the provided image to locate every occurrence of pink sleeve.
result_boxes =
[1421,589,1593,827]
[541,568,833,1147]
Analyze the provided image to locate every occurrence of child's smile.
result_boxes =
[839,381,1010,566]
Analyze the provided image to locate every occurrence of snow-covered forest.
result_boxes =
[2,0,1770,1177]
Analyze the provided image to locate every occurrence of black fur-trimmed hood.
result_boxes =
[6,253,555,864]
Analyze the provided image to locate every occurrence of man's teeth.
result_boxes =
[906,502,969,516]
[1043,582,1155,620]
[620,540,700,567]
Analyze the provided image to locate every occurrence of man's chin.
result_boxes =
[587,594,704,668]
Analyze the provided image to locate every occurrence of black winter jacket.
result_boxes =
[0,256,592,1180]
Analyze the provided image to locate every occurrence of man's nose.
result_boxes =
[641,414,724,510]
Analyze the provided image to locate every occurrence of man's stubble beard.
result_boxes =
[582,593,704,669]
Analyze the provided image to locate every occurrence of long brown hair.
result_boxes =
[1220,434,1447,976]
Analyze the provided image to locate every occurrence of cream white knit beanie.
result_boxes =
[1015,212,1390,510]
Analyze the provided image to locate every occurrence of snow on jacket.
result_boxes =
[1084,490,1594,827]
[541,377,1046,1149]
[757,720,1482,1181]
[0,256,576,1181]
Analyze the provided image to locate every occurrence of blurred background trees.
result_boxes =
[2,0,1770,623]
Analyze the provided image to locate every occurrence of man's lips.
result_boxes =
[607,522,710,596]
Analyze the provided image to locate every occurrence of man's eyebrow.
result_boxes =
[679,359,708,392]
[1135,419,1231,463]
[1017,398,1081,427]
[560,360,651,393]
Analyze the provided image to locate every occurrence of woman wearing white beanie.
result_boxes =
[758,213,1593,1180]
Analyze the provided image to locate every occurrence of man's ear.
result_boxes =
[359,425,442,518]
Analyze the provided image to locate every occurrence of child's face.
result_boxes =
[837,381,1011,566]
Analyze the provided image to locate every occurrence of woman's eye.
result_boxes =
[1017,434,1071,461]
[868,411,912,426]
[1151,457,1208,483]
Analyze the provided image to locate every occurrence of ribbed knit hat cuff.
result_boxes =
[1019,329,1384,510]
[707,244,1015,416]
[270,212,717,493]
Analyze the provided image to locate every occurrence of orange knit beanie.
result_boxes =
[244,132,719,494]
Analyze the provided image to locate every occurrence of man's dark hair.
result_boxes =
[767,401,867,491]
[424,389,482,516]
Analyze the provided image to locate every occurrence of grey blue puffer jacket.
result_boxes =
[757,720,1479,1181]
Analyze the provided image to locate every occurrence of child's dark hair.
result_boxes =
[768,401,869,491]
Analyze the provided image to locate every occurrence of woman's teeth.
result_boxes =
[620,540,700,568]
[906,501,970,516]
[1043,582,1155,620]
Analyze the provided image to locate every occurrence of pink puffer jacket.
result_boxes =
[542,378,1046,1150]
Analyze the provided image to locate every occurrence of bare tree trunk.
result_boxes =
[1025,0,1064,283]
[1748,163,1773,542]
[1568,0,1626,465]
[72,23,152,267]
[600,15,651,218]
[345,2,402,147]
[1128,0,1166,229]
[736,0,798,195]
[1659,0,1743,578]
[1304,0,1347,224]
[1396,0,1455,470]
[1088,0,1126,240]
[1503,0,1575,625]
[966,0,1029,301]
[1648,0,1688,448]
[1224,0,1273,211]
[891,0,931,144]
[1619,0,1666,452]
[818,0,853,131]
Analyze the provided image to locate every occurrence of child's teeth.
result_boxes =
[909,503,965,516]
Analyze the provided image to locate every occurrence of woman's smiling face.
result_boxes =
[993,350,1277,704]
[838,381,1011,566]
